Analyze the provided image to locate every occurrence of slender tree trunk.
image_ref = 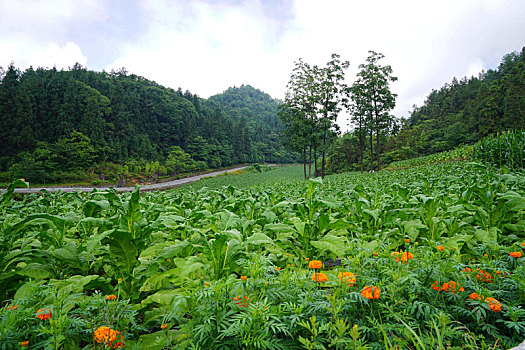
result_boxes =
[308,145,312,179]
[373,99,381,171]
[359,133,364,174]
[303,148,307,180]
[359,119,364,174]
[321,129,327,179]
[369,127,374,172]
[314,146,318,177]
[376,122,381,171]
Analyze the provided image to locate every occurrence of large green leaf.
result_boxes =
[247,232,274,245]
[311,234,347,257]
[102,229,138,274]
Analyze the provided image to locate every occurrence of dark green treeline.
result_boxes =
[328,47,525,172]
[0,64,295,182]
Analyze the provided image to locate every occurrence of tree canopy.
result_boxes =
[0,66,296,182]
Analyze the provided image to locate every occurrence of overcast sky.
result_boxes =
[1,0,524,128]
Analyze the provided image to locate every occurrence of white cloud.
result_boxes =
[0,0,104,69]
[3,0,525,131]
[107,0,289,98]
[0,40,87,70]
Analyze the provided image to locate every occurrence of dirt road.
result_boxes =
[10,166,250,194]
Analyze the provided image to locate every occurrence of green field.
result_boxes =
[186,165,305,190]
[1,161,524,349]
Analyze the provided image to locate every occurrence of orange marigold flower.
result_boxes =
[36,308,52,320]
[462,267,472,273]
[510,251,522,258]
[275,266,281,271]
[361,285,381,299]
[373,252,378,257]
[483,254,488,257]
[436,246,445,251]
[204,282,209,287]
[161,324,168,330]
[311,272,328,283]
[469,293,483,301]
[233,295,250,307]
[400,252,414,263]
[308,260,322,269]
[20,341,29,348]
[431,281,441,291]
[337,272,356,286]
[106,294,117,301]
[305,258,309,261]
[391,251,400,262]
[484,297,502,312]
[522,242,525,247]
[240,275,247,282]
[476,270,492,283]
[94,326,124,348]
[444,280,464,293]
[404,239,410,243]
[495,271,502,275]
[8,304,19,311]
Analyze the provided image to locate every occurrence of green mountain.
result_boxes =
[394,47,525,156]
[0,65,294,182]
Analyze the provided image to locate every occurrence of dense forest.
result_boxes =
[327,47,525,173]
[0,65,294,184]
[2,47,524,184]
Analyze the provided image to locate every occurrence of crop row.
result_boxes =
[1,162,524,348]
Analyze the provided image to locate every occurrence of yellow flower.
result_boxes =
[469,292,483,301]
[484,297,502,312]
[400,252,414,263]
[361,286,381,299]
[94,326,124,348]
[337,272,356,286]
[308,260,322,269]
[311,272,328,283]
[36,308,52,320]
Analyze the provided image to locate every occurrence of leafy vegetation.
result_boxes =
[385,145,474,170]
[279,54,349,179]
[327,47,525,174]
[1,161,524,349]
[0,66,295,184]
[473,130,525,169]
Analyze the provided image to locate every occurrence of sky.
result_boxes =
[1,0,525,129]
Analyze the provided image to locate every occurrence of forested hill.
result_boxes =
[209,85,288,163]
[391,47,525,156]
[0,64,294,182]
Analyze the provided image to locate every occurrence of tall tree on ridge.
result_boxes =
[281,54,349,178]
[351,51,397,171]
[316,54,349,178]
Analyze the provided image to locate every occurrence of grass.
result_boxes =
[184,164,305,190]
